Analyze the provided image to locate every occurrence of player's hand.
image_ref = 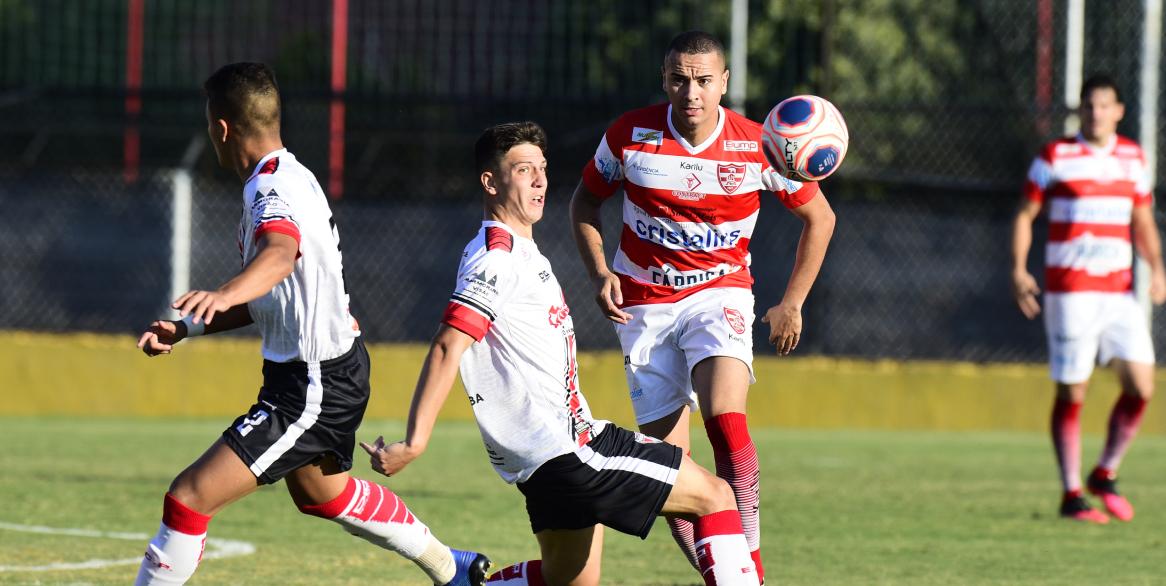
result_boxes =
[1010,270,1042,319]
[136,320,186,357]
[1151,270,1166,305]
[172,289,233,327]
[592,270,632,324]
[360,436,418,477]
[762,302,802,355]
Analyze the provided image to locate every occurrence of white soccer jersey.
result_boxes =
[442,221,608,484]
[238,149,359,363]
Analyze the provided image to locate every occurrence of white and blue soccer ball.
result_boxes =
[761,94,849,181]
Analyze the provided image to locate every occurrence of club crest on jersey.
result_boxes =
[717,163,746,194]
[548,303,571,328]
[723,140,758,152]
[724,307,746,334]
[632,127,663,145]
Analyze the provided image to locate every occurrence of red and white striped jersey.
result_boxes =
[1023,135,1152,293]
[442,221,607,484]
[581,103,820,306]
[238,149,359,363]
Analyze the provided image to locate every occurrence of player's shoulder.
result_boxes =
[462,226,520,270]
[1114,134,1145,159]
[607,103,670,144]
[1042,136,1082,160]
[247,155,312,199]
[723,106,763,133]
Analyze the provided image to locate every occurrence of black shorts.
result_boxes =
[517,425,682,539]
[222,338,370,484]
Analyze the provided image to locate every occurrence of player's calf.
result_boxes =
[299,475,482,585]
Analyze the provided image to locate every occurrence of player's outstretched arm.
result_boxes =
[1010,199,1044,318]
[173,232,298,327]
[569,180,631,324]
[763,191,835,355]
[1132,204,1166,304]
[361,324,475,477]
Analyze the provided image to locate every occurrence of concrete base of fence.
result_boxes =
[2,331,1162,435]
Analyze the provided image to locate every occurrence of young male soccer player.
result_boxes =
[569,31,835,580]
[1011,74,1164,523]
[361,121,760,586]
[133,62,488,585]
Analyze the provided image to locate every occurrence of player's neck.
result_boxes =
[1082,133,1113,150]
[671,112,719,147]
[234,137,286,182]
[485,212,533,240]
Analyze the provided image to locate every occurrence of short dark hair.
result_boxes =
[474,121,547,174]
[665,30,726,63]
[203,62,281,134]
[1081,74,1122,104]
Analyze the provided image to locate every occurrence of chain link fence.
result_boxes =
[2,0,1166,363]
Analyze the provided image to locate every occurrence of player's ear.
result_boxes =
[214,118,230,144]
[721,68,730,94]
[480,170,497,195]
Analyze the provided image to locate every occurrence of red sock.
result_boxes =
[299,477,433,560]
[705,412,762,583]
[487,560,546,585]
[1097,394,1148,472]
[1051,399,1082,493]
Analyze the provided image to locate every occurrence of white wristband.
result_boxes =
[180,314,206,337]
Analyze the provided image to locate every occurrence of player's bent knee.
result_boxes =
[692,475,736,517]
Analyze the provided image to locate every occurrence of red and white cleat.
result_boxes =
[1087,469,1135,522]
[1060,494,1110,524]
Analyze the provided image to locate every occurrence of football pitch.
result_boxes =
[0,418,1163,585]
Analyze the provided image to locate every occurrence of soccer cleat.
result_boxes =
[1059,494,1109,524]
[444,548,491,586]
[1087,469,1135,522]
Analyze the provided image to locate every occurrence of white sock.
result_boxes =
[134,522,206,586]
[694,511,759,586]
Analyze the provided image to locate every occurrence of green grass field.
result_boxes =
[1,418,1163,585]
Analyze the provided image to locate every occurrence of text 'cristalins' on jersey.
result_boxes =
[442,221,607,484]
[1024,134,1152,293]
[239,149,359,363]
[581,103,821,306]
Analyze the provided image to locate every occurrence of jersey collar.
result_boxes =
[246,148,289,183]
[666,105,725,155]
[1075,133,1117,155]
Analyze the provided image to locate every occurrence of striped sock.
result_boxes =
[487,560,546,585]
[1097,394,1148,472]
[706,412,762,583]
[1051,398,1083,493]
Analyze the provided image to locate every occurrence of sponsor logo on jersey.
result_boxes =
[648,263,739,289]
[628,160,666,177]
[683,172,702,191]
[633,127,663,145]
[633,220,742,251]
[717,163,746,194]
[538,270,551,282]
[724,307,746,334]
[724,140,758,152]
[633,432,662,444]
[672,190,706,201]
[680,161,704,172]
[548,303,571,328]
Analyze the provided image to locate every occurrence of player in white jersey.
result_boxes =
[133,62,488,586]
[361,122,759,586]
[1012,74,1166,524]
[569,31,835,581]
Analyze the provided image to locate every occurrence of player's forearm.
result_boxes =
[403,332,469,454]
[201,304,254,335]
[780,211,834,308]
[1011,215,1034,274]
[570,184,611,278]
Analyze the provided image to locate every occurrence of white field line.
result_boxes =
[0,521,255,572]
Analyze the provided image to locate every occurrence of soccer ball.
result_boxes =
[761,95,849,181]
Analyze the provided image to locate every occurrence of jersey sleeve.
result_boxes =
[761,168,821,209]
[580,116,631,200]
[1022,144,1055,204]
[442,249,519,341]
[1134,147,1153,207]
[248,176,303,246]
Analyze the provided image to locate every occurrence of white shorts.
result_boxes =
[614,287,755,425]
[1044,292,1154,384]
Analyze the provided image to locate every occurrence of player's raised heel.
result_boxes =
[445,548,491,586]
[1087,468,1135,522]
[1059,493,1109,524]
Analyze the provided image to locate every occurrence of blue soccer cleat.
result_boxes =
[443,548,491,586]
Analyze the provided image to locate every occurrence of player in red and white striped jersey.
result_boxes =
[363,122,759,586]
[1012,74,1166,524]
[570,32,835,582]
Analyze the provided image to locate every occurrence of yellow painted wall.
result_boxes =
[1,331,1162,435]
